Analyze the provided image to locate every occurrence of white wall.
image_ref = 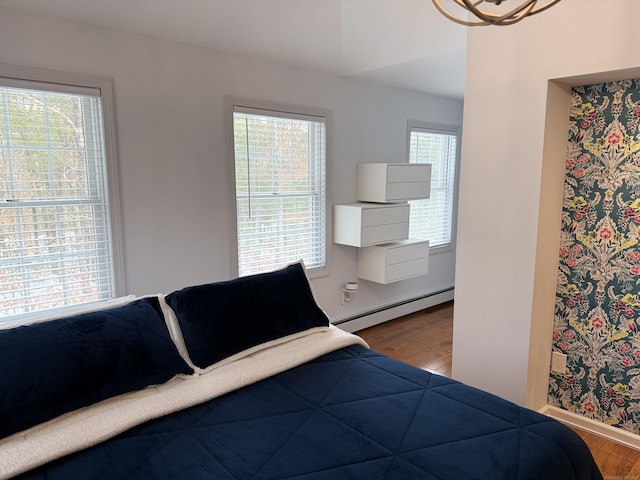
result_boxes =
[454,0,640,405]
[0,6,463,323]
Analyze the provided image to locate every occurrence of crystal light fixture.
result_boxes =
[432,0,561,26]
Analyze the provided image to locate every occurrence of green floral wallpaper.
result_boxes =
[549,80,640,432]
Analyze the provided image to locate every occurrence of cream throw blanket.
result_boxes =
[0,326,367,479]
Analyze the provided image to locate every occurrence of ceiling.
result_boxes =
[0,0,467,99]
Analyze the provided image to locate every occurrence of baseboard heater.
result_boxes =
[333,287,454,333]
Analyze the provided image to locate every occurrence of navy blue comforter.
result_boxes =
[18,345,602,479]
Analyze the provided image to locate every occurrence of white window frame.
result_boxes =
[406,120,460,254]
[226,97,329,278]
[0,64,124,321]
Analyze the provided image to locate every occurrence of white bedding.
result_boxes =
[0,325,367,479]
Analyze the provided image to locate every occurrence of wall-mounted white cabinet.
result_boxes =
[357,163,431,203]
[334,162,432,284]
[357,239,429,284]
[333,203,409,247]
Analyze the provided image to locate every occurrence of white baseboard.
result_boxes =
[334,288,454,333]
[540,404,640,452]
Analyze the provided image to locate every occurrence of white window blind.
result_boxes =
[0,82,115,319]
[232,106,326,277]
[408,127,458,248]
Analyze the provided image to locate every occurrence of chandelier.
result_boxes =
[432,0,561,26]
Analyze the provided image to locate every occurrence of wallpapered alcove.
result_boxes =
[549,78,640,434]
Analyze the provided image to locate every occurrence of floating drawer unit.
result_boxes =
[334,162,432,283]
[333,203,410,247]
[357,239,429,284]
[357,163,431,203]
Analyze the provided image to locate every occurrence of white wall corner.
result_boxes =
[525,79,573,410]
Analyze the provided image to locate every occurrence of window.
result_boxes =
[0,69,122,320]
[407,125,458,249]
[231,102,327,277]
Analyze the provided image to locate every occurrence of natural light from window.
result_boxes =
[0,83,115,318]
[408,127,458,249]
[232,105,326,276]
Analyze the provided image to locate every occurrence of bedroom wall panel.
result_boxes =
[456,0,640,422]
[0,6,462,325]
[548,79,640,436]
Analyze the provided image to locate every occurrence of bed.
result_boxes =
[0,262,603,479]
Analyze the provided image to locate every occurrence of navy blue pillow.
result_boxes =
[0,297,193,439]
[166,263,329,369]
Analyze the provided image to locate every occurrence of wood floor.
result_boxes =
[357,301,640,479]
[358,301,453,376]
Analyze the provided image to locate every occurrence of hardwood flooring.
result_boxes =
[358,301,453,377]
[357,301,640,479]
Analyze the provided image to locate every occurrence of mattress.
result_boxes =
[15,343,602,480]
